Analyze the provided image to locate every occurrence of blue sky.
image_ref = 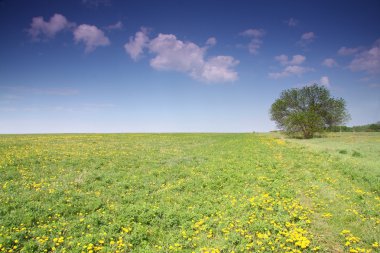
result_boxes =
[0,0,379,133]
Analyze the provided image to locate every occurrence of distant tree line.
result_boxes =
[326,122,380,132]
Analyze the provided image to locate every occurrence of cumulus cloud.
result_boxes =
[274,54,288,65]
[290,55,306,65]
[248,39,263,54]
[28,13,72,40]
[286,18,298,27]
[149,34,205,72]
[338,46,360,56]
[206,37,217,47]
[125,31,238,83]
[269,65,311,79]
[197,56,239,83]
[106,21,123,30]
[301,32,315,41]
[274,54,306,65]
[74,24,110,53]
[240,29,265,38]
[320,76,330,87]
[270,54,310,79]
[298,32,316,47]
[348,39,380,74]
[28,13,112,53]
[149,34,238,82]
[322,58,338,68]
[239,28,265,54]
[124,27,150,60]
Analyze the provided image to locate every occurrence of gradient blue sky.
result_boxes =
[1,0,379,133]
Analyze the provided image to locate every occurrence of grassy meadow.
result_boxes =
[0,133,379,253]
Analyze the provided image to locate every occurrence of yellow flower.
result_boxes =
[122,227,132,233]
[322,213,333,218]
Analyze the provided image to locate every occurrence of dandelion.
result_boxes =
[322,213,333,218]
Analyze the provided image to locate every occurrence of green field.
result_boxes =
[0,133,379,253]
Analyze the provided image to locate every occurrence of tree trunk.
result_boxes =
[303,130,314,139]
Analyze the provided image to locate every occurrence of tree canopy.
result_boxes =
[270,84,350,138]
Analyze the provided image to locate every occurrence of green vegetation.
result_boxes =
[327,122,380,132]
[270,84,350,139]
[0,133,379,253]
[286,132,380,191]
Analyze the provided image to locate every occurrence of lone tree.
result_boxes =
[270,84,350,138]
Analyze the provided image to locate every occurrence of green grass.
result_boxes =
[0,133,379,253]
[286,132,380,194]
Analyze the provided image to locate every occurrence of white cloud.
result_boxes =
[286,18,298,27]
[298,32,316,47]
[197,56,239,82]
[320,76,330,87]
[274,54,288,65]
[124,28,149,60]
[240,29,265,38]
[28,13,72,40]
[301,32,315,41]
[247,38,262,54]
[74,24,110,53]
[338,46,360,56]
[106,21,123,30]
[240,28,265,54]
[28,13,113,53]
[270,54,309,78]
[349,39,380,74]
[125,31,238,83]
[149,34,205,72]
[274,54,306,65]
[322,58,338,68]
[269,65,311,79]
[290,55,306,65]
[206,37,217,47]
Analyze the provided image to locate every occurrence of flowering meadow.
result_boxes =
[0,133,379,252]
